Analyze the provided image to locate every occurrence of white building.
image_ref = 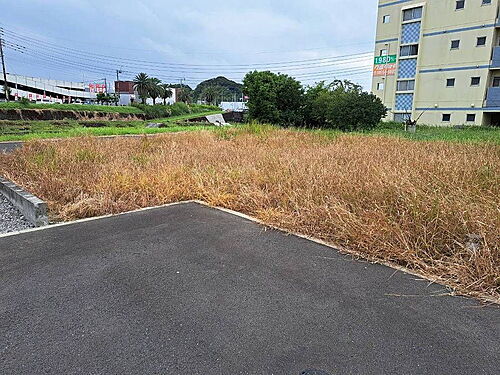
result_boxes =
[115,81,178,106]
[1,73,98,103]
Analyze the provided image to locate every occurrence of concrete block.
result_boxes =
[0,177,48,227]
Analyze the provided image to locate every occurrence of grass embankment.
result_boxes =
[0,102,143,114]
[0,111,222,142]
[1,125,498,301]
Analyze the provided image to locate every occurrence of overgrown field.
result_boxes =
[0,126,498,300]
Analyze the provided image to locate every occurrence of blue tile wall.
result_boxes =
[401,22,421,44]
[395,93,414,111]
[398,58,417,78]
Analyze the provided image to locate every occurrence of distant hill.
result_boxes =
[193,76,243,101]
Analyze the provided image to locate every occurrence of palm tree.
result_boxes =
[201,85,221,106]
[133,73,150,104]
[147,77,162,105]
[160,84,173,105]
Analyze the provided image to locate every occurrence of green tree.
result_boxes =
[96,92,106,105]
[201,85,223,105]
[159,84,173,105]
[147,77,162,105]
[133,73,150,104]
[177,88,191,103]
[303,80,387,131]
[243,71,303,126]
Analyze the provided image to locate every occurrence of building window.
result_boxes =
[400,44,419,57]
[493,77,500,87]
[482,0,492,5]
[383,15,391,23]
[380,49,388,56]
[377,82,385,90]
[451,40,460,49]
[446,78,456,87]
[477,36,487,46]
[403,6,423,21]
[471,77,481,86]
[456,0,465,10]
[442,114,451,122]
[466,114,476,122]
[396,80,415,91]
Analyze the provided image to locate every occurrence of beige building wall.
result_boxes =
[373,0,500,126]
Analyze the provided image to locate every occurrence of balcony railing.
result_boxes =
[491,47,500,68]
[485,86,500,107]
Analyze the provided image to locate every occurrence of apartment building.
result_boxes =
[372,0,500,126]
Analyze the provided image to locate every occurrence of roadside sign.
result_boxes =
[373,55,397,77]
[374,55,397,65]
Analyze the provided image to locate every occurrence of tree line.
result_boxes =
[133,73,176,105]
[243,71,387,131]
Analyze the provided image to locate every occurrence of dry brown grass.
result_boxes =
[1,126,499,301]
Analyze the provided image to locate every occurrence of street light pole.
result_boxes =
[0,34,10,102]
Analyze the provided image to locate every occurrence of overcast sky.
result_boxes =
[2,0,377,89]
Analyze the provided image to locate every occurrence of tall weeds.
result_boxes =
[1,128,498,300]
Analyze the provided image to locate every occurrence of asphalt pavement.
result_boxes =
[0,202,498,374]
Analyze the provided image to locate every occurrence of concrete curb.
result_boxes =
[0,176,48,227]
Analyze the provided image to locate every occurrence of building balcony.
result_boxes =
[485,86,500,107]
[491,46,500,69]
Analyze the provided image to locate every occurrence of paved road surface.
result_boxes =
[0,202,498,374]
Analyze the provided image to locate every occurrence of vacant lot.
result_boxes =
[0,126,498,300]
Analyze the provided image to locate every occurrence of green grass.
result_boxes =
[0,110,223,141]
[3,117,497,144]
[154,110,223,123]
[303,123,500,144]
[0,102,143,114]
[0,125,212,142]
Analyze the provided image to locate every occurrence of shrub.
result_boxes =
[130,102,220,120]
[243,71,303,126]
[243,74,386,131]
[131,103,172,119]
[303,80,387,131]
[19,97,31,106]
[169,102,191,116]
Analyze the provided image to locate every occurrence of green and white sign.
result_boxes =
[374,55,397,65]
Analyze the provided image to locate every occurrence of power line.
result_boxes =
[4,35,373,74]
[7,45,372,82]
[1,27,372,69]
[1,26,375,88]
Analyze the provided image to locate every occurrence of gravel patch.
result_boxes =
[0,194,34,234]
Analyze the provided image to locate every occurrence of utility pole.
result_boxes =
[179,78,185,103]
[0,33,9,102]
